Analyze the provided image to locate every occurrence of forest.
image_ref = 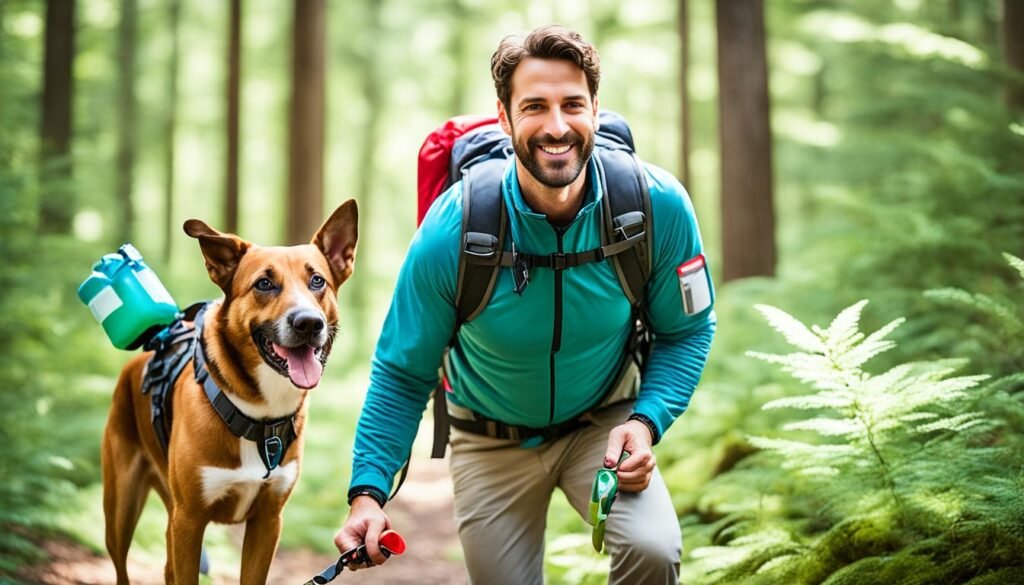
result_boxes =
[1,0,1022,583]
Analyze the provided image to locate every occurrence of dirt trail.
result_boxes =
[19,460,466,585]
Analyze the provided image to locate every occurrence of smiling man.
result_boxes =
[335,25,716,585]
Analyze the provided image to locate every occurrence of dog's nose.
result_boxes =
[289,310,325,336]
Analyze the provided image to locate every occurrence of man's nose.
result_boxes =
[543,109,570,139]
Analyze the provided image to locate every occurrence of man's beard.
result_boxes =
[511,126,595,189]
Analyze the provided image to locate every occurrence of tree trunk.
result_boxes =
[225,0,241,234]
[116,0,137,244]
[716,0,776,282]
[286,0,325,244]
[346,0,384,365]
[163,0,181,263]
[1004,0,1024,113]
[678,0,691,188]
[39,0,76,234]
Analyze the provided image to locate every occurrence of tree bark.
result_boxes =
[39,0,76,234]
[286,0,325,244]
[716,0,776,282]
[225,0,241,234]
[163,0,181,263]
[116,0,137,244]
[678,0,691,188]
[1004,0,1024,113]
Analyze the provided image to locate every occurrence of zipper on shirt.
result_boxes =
[550,228,565,424]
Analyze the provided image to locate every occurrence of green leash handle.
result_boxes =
[590,451,630,553]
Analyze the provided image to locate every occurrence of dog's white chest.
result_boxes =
[199,439,298,523]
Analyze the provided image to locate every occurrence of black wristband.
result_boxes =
[347,485,387,508]
[628,413,661,445]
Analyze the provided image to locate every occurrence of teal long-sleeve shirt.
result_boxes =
[349,157,716,499]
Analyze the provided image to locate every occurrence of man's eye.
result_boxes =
[310,275,326,290]
[254,278,275,292]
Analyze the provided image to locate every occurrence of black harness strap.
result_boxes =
[191,305,298,478]
[142,302,207,455]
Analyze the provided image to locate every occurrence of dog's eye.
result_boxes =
[254,278,276,292]
[309,275,326,291]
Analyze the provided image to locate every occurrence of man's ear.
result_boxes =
[312,199,358,287]
[182,219,250,294]
[497,99,512,136]
[592,96,600,132]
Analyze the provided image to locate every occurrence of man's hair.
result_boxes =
[490,25,601,112]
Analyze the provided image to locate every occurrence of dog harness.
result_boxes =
[142,302,298,477]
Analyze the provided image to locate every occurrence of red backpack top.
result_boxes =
[416,114,498,226]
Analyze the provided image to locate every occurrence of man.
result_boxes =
[335,25,715,585]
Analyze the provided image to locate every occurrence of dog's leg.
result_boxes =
[169,505,207,585]
[239,505,283,585]
[102,372,152,585]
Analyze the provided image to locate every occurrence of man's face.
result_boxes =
[499,57,598,189]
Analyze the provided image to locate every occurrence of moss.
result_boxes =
[798,515,908,583]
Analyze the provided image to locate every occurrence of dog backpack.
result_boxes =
[413,111,655,463]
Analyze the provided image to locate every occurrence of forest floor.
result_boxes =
[19,459,467,585]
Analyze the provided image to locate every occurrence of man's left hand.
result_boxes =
[603,419,656,492]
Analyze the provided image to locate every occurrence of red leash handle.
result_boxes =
[303,531,407,584]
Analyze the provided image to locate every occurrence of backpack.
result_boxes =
[414,111,655,462]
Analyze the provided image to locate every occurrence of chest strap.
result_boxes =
[192,306,298,477]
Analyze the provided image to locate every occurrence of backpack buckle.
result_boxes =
[613,211,646,240]
[464,232,498,259]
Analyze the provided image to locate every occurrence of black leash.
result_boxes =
[303,531,406,584]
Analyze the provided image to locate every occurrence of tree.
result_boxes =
[39,0,76,234]
[285,0,325,245]
[225,0,241,234]
[163,0,181,263]
[116,0,137,244]
[716,0,776,282]
[678,0,691,187]
[1003,0,1024,113]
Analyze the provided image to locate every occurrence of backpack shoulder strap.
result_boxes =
[455,157,508,325]
[597,149,653,306]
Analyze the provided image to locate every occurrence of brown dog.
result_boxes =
[101,200,358,585]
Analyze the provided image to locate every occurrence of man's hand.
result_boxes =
[333,496,392,570]
[604,419,656,492]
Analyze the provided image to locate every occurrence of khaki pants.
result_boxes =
[448,401,681,585]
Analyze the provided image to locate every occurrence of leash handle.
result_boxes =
[303,530,406,584]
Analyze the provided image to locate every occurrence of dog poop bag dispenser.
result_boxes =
[78,244,179,350]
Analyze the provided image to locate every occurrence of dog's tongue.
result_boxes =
[273,343,322,388]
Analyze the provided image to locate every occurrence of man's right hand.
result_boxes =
[333,496,392,570]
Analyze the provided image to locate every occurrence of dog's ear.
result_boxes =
[312,199,358,287]
[183,219,250,294]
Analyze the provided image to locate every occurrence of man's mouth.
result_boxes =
[539,144,572,155]
[253,329,330,389]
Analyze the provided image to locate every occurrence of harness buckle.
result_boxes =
[550,252,568,271]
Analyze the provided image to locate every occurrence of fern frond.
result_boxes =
[823,299,869,352]
[837,317,904,369]
[1004,252,1024,280]
[763,392,854,411]
[913,412,986,434]
[924,288,1023,332]
[783,417,863,437]
[753,305,826,353]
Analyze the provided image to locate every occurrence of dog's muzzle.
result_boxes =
[252,309,334,389]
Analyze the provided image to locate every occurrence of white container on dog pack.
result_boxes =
[78,244,180,350]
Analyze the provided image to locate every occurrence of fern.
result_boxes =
[746,301,990,525]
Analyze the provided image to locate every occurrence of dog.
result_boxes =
[101,200,358,585]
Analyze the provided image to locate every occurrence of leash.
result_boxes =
[302,530,406,584]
